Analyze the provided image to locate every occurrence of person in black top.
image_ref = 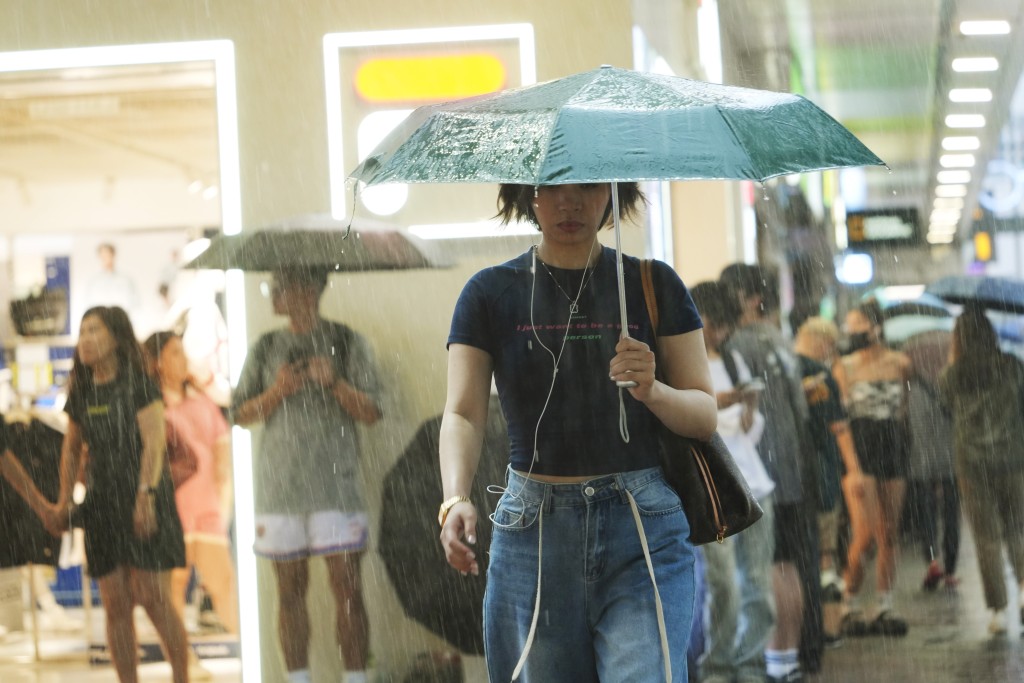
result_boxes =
[21,307,188,683]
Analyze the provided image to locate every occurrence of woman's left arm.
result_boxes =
[134,400,166,538]
[610,330,717,441]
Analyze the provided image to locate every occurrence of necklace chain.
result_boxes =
[538,258,595,314]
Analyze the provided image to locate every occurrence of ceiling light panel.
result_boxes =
[959,20,1011,35]
[936,184,968,198]
[948,88,993,102]
[934,197,965,210]
[942,136,980,151]
[945,114,986,128]
[936,170,971,184]
[951,57,999,72]
[939,153,976,167]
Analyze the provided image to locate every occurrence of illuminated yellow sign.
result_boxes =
[974,231,992,261]
[354,53,506,104]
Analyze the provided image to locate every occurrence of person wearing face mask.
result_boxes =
[832,299,912,637]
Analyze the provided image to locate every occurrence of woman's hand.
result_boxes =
[440,502,479,576]
[133,493,157,539]
[609,336,657,400]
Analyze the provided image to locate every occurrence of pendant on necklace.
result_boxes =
[570,302,580,315]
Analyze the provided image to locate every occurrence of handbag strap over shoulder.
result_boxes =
[640,259,659,336]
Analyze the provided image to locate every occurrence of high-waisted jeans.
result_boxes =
[484,467,696,682]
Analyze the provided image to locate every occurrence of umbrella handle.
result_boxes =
[612,182,638,389]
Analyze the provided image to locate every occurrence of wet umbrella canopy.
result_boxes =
[349,65,885,186]
[184,214,450,272]
[926,274,1024,315]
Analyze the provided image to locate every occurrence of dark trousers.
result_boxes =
[917,479,960,576]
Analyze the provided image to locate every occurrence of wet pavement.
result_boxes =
[809,524,1023,683]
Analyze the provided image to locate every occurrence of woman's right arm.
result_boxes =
[0,449,52,521]
[438,343,493,576]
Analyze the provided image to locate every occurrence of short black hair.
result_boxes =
[495,183,646,230]
[273,266,329,295]
[690,281,741,327]
[719,263,780,314]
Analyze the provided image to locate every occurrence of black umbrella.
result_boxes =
[184,214,450,272]
[378,397,508,655]
[926,275,1024,314]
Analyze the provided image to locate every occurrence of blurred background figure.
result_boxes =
[793,317,865,646]
[939,307,1024,636]
[143,331,238,667]
[691,281,776,683]
[833,299,911,637]
[85,243,140,321]
[720,263,820,683]
[231,267,382,683]
[903,329,960,592]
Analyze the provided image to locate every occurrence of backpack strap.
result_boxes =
[721,349,741,388]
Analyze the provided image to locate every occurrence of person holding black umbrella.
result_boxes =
[439,182,716,682]
[231,266,382,683]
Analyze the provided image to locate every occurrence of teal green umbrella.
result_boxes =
[349,65,884,186]
[349,66,884,382]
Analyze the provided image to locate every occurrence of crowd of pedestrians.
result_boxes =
[686,264,1024,683]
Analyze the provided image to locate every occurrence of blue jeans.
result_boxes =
[484,467,696,682]
[699,496,775,683]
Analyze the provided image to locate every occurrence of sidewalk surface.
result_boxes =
[809,523,1023,683]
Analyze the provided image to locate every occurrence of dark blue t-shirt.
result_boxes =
[448,246,702,476]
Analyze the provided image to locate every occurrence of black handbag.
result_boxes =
[640,260,763,545]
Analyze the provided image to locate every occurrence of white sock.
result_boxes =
[288,669,313,683]
[765,648,799,678]
[842,590,862,616]
[873,591,894,617]
[344,671,368,683]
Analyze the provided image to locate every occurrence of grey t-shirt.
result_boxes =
[232,320,381,515]
[724,322,808,505]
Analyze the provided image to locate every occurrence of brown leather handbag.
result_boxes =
[640,260,763,545]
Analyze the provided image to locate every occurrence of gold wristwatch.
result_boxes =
[438,495,472,527]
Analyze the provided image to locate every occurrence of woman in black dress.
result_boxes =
[45,307,188,683]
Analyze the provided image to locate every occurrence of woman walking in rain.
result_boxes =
[439,182,716,682]
[3,306,189,683]
[939,307,1024,635]
[832,298,911,636]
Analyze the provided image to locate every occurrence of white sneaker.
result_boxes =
[988,609,1007,635]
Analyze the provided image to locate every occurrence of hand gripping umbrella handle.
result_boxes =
[611,182,639,389]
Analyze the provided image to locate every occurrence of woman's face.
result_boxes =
[158,337,189,386]
[77,314,116,367]
[532,183,612,248]
[844,310,880,349]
